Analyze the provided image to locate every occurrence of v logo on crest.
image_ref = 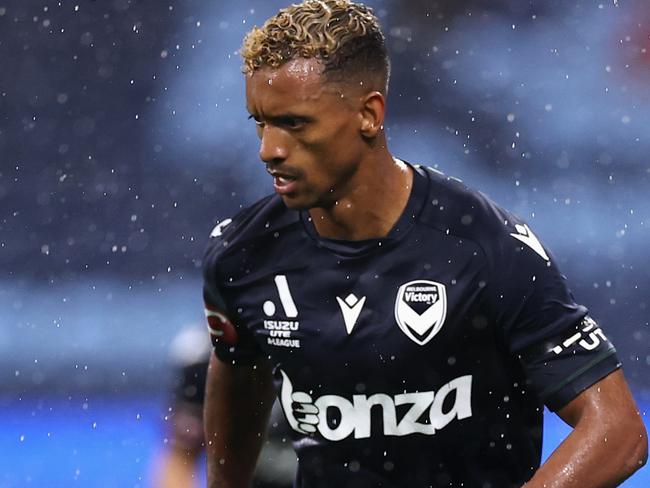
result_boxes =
[397,299,446,336]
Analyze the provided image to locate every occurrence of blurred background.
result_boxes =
[1,0,649,486]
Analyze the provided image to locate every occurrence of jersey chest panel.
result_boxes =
[223,226,538,453]
[229,227,510,397]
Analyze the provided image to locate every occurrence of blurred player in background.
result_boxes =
[202,1,647,487]
[154,327,209,488]
[154,327,295,488]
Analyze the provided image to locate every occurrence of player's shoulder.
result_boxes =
[416,165,521,247]
[204,193,300,265]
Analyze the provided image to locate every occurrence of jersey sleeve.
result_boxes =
[485,210,620,411]
[202,221,264,364]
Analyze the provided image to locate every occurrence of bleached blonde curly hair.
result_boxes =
[241,0,390,93]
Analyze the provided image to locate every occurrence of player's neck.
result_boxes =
[308,152,413,241]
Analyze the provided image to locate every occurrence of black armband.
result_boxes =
[518,316,621,411]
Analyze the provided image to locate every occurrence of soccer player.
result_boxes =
[155,327,211,488]
[202,1,648,486]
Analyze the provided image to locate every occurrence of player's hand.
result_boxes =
[280,369,319,434]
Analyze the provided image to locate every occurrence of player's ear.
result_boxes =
[359,91,385,139]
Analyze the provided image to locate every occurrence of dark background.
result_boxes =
[0,0,648,486]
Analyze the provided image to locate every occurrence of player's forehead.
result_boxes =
[245,58,343,115]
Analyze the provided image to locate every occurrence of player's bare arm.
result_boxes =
[204,353,275,488]
[524,369,647,488]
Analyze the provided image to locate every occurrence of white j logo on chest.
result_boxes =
[263,275,299,318]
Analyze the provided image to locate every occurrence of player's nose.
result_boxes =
[259,125,289,164]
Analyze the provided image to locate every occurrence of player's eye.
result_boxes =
[278,116,306,130]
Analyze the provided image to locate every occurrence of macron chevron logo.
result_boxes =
[336,293,366,335]
[210,218,232,238]
[510,224,549,261]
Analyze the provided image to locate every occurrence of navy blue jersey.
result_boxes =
[203,164,620,488]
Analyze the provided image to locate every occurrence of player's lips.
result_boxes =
[268,169,299,195]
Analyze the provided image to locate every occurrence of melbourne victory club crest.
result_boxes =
[394,280,447,345]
